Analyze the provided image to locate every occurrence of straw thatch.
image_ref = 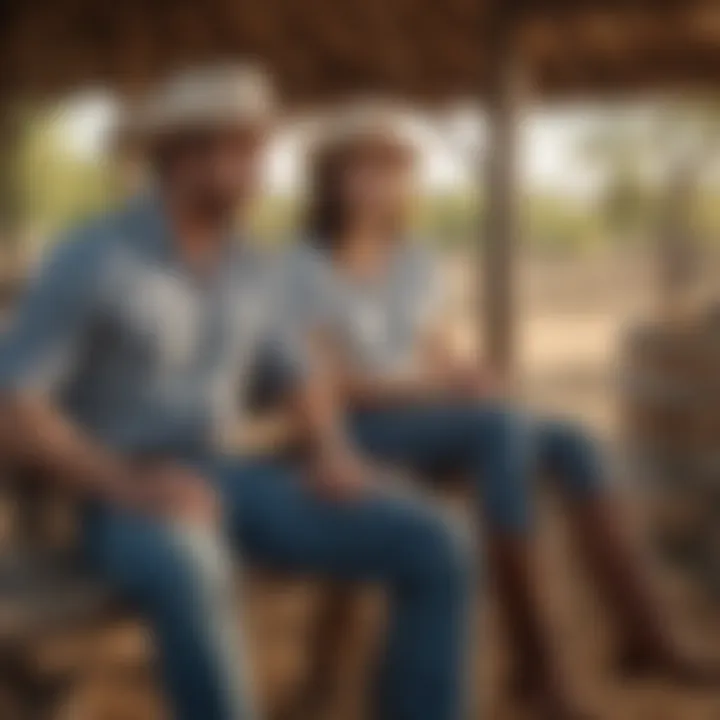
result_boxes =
[1,0,719,103]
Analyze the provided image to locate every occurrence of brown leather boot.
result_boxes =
[488,533,596,720]
[569,494,720,689]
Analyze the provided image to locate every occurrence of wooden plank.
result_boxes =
[3,0,720,102]
[0,554,119,648]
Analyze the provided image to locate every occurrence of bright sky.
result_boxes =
[60,91,599,196]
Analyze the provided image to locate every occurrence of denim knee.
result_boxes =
[467,403,525,449]
[467,404,534,534]
[140,526,251,720]
[540,420,605,498]
[397,508,475,594]
[138,525,233,615]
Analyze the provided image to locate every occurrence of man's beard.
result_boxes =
[188,187,244,227]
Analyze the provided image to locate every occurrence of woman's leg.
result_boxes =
[538,419,720,684]
[351,403,594,719]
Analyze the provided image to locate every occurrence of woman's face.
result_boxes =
[338,143,417,235]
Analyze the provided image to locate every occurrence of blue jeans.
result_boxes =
[350,401,606,534]
[82,456,472,720]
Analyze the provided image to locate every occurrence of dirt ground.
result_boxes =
[15,251,720,719]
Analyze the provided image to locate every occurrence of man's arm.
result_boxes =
[0,236,213,518]
[0,393,217,520]
[0,390,219,526]
[0,392,132,501]
[0,236,138,499]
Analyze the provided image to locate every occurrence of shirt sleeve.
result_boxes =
[412,245,447,331]
[252,254,316,395]
[280,245,335,333]
[0,234,102,396]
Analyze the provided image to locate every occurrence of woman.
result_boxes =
[282,105,716,719]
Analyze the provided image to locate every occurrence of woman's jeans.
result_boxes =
[82,456,473,720]
[349,401,607,534]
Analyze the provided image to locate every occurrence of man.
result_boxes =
[0,66,472,720]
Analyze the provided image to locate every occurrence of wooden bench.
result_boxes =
[0,471,128,720]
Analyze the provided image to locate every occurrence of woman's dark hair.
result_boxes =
[304,142,348,250]
[304,135,416,251]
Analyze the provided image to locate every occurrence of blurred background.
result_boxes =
[7,97,720,423]
[2,1,720,718]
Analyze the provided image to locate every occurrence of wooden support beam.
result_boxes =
[657,158,698,323]
[0,102,24,265]
[482,6,526,378]
[0,102,27,304]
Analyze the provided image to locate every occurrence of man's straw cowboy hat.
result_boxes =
[119,63,276,142]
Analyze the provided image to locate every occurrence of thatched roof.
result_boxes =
[1,0,719,104]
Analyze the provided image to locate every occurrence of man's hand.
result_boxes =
[108,461,220,525]
[307,443,372,502]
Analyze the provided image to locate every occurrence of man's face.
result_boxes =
[161,126,268,220]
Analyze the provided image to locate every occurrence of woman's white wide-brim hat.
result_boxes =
[119,63,276,142]
[308,100,423,157]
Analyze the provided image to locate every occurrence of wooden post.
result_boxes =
[482,8,525,379]
[0,100,25,299]
[657,158,698,323]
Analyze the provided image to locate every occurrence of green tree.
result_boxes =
[577,101,720,245]
[17,107,114,244]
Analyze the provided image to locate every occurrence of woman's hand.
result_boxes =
[442,362,505,399]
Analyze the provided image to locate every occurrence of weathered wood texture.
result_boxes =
[0,1,719,103]
[622,319,720,596]
[482,8,525,376]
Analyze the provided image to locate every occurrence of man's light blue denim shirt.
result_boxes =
[0,195,306,457]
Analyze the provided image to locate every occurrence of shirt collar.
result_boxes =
[124,191,243,271]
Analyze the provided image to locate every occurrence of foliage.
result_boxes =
[17,108,116,242]
[525,194,604,253]
[576,102,720,245]
[413,192,480,249]
[13,100,720,257]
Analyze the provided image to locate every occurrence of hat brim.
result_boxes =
[119,107,274,145]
